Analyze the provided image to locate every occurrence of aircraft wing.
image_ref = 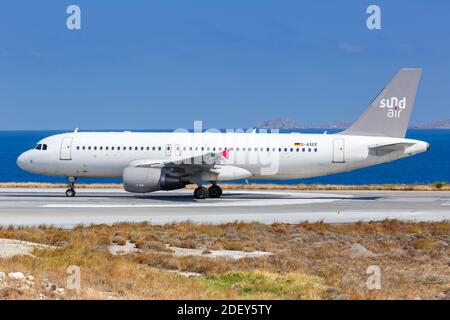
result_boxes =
[368,142,414,156]
[128,149,232,169]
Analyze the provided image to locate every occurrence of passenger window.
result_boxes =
[314,148,317,152]
[88,146,91,150]
[296,148,300,152]
[118,147,121,151]
[308,148,311,152]
[94,146,97,150]
[100,147,103,150]
[290,148,293,152]
[302,148,305,152]
[158,147,161,151]
[106,147,109,150]
[152,147,155,151]
[82,146,86,150]
[284,148,287,152]
[77,146,80,150]
[112,147,115,151]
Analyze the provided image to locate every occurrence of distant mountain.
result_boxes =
[256,117,351,129]
[410,119,450,129]
[257,117,450,130]
[257,117,309,129]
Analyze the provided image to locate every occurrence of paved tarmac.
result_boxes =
[0,188,448,228]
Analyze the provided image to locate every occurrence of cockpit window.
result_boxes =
[34,144,47,151]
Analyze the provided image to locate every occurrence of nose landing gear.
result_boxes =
[65,177,77,197]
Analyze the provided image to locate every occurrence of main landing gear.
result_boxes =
[65,177,77,197]
[193,184,223,199]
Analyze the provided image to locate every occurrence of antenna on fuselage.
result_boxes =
[74,128,79,133]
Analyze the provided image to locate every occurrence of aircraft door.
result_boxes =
[332,139,345,163]
[60,137,73,160]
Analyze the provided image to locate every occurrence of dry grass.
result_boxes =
[1,182,449,191]
[0,220,449,300]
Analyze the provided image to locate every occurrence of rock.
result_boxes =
[26,275,34,281]
[8,272,25,280]
[43,280,57,292]
[0,272,6,280]
[344,244,378,258]
[0,287,24,298]
[435,240,448,248]
[56,288,65,294]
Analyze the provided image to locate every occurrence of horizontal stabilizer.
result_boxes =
[369,142,414,156]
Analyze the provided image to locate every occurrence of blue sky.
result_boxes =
[0,1,449,130]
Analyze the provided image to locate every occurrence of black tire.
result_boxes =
[65,188,76,197]
[194,186,209,199]
[208,185,223,198]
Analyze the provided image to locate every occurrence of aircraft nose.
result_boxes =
[17,152,31,171]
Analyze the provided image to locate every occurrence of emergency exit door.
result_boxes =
[332,139,345,163]
[60,137,73,160]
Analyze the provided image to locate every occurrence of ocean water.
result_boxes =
[0,129,449,185]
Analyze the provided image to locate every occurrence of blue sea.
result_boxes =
[0,129,449,185]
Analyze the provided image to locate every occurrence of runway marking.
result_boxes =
[41,198,338,208]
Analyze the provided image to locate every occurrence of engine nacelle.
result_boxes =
[123,167,186,193]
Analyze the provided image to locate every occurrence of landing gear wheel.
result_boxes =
[194,186,209,199]
[208,185,222,198]
[65,188,76,197]
[66,177,77,197]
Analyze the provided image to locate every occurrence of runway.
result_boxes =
[0,188,449,228]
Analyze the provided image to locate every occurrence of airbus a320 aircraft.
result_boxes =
[17,69,429,199]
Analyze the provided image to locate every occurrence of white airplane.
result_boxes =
[17,69,429,199]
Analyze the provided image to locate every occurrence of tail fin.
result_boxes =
[341,68,422,138]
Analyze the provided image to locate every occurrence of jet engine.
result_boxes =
[123,167,186,193]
